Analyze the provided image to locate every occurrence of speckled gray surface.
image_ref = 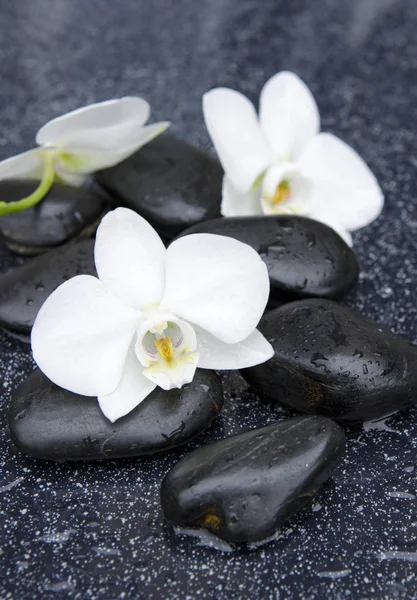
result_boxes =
[1,0,417,598]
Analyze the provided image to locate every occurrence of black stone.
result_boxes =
[0,179,106,255]
[94,134,222,239]
[0,240,95,341]
[179,215,359,306]
[242,299,417,422]
[9,368,223,461]
[161,416,345,543]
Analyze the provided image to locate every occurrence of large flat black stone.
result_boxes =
[0,240,95,341]
[94,135,222,239]
[161,416,345,543]
[242,299,417,422]
[0,179,105,255]
[9,368,224,461]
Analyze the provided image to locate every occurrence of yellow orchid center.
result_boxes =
[154,336,174,363]
[272,179,291,205]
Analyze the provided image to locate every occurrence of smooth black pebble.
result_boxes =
[0,239,95,341]
[0,179,105,254]
[179,215,359,306]
[9,369,223,461]
[242,299,417,422]
[161,416,345,543]
[94,134,222,239]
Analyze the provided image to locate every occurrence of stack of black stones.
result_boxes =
[2,135,414,545]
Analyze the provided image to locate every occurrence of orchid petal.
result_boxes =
[161,234,270,344]
[203,88,273,193]
[31,275,140,397]
[297,133,384,231]
[36,97,150,147]
[0,148,45,181]
[259,71,320,159]
[98,346,156,423]
[197,327,274,370]
[95,208,166,310]
[53,168,87,187]
[54,122,170,176]
[221,175,263,217]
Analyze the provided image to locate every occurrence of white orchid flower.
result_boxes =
[0,97,169,216]
[31,207,273,422]
[203,71,383,246]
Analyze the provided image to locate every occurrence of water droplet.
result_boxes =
[380,286,394,299]
[388,491,416,499]
[306,234,316,248]
[311,352,330,373]
[316,568,351,579]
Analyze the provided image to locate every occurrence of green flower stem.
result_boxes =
[0,151,55,216]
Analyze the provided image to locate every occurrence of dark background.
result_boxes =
[1,0,417,598]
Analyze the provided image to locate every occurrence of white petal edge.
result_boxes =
[31,275,141,397]
[95,208,166,310]
[0,148,45,181]
[161,234,270,344]
[36,97,151,147]
[197,327,274,370]
[259,71,320,160]
[98,346,156,422]
[297,133,384,231]
[54,168,87,187]
[54,122,170,175]
[203,88,273,193]
[221,175,263,217]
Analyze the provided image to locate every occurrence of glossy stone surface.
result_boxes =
[161,416,345,543]
[0,240,95,341]
[0,179,105,255]
[95,135,222,239]
[2,0,417,598]
[242,299,417,422]
[180,215,359,305]
[9,368,223,461]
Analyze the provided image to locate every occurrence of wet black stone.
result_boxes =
[0,179,105,255]
[0,240,95,341]
[161,416,345,543]
[179,215,359,306]
[242,299,417,422]
[9,368,223,461]
[94,134,222,239]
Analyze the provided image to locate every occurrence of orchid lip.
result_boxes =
[135,312,199,390]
